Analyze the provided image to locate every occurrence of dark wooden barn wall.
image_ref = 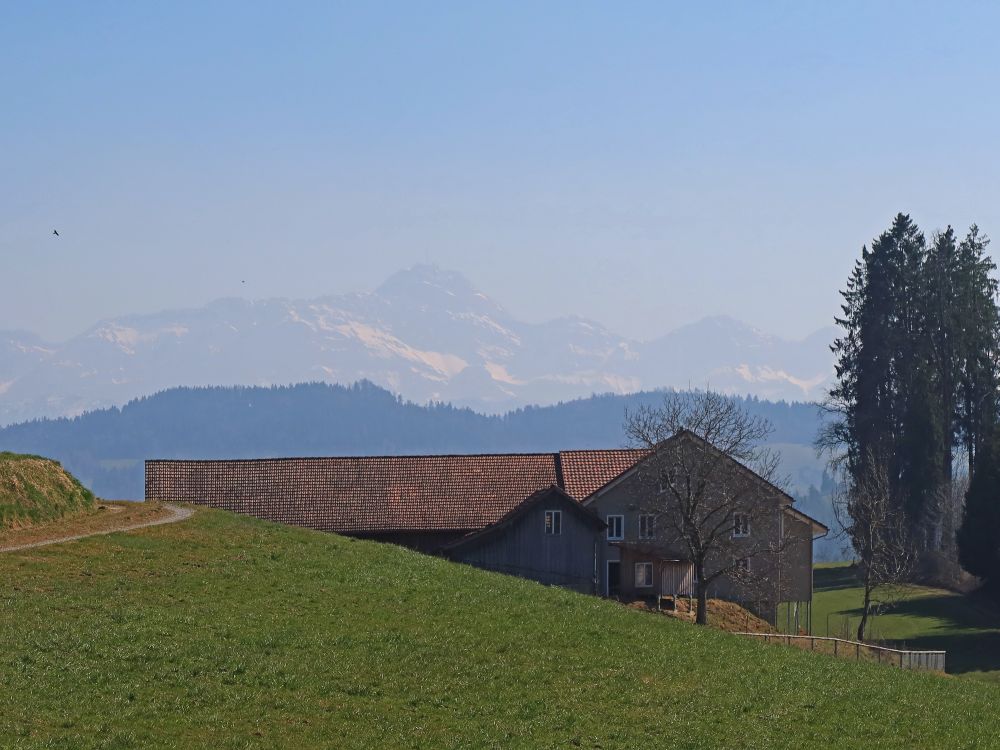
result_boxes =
[448,500,599,594]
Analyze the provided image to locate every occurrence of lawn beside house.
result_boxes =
[3,509,1000,748]
[812,562,1000,681]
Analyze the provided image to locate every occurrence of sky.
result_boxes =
[3,2,1000,343]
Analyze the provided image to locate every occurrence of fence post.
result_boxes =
[834,640,838,657]
[856,643,860,662]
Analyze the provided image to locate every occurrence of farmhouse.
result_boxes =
[145,431,827,627]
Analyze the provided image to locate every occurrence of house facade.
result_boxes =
[145,435,826,628]
[583,431,824,628]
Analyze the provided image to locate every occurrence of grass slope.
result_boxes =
[0,500,169,551]
[813,562,1000,682]
[2,510,999,749]
[0,452,95,529]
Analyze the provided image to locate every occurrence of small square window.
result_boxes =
[735,557,750,574]
[635,562,653,588]
[733,513,750,538]
[607,515,624,540]
[544,510,562,536]
[639,514,655,539]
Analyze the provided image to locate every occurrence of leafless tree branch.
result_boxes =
[625,390,800,625]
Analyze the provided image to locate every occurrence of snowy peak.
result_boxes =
[375,264,506,316]
[0,268,835,425]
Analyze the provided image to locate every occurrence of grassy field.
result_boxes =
[3,510,1000,749]
[813,562,1000,681]
[0,452,95,529]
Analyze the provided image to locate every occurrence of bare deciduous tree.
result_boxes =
[625,390,794,626]
[834,450,916,642]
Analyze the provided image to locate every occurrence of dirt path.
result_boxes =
[0,503,194,553]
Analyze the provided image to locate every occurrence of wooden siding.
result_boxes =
[661,561,696,597]
[446,493,600,594]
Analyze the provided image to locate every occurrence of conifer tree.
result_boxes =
[954,226,1000,475]
[827,215,1000,574]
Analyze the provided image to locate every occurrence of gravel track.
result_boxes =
[0,503,194,553]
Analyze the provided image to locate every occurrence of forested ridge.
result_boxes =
[0,381,825,500]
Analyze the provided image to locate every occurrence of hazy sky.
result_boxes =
[4,2,1000,343]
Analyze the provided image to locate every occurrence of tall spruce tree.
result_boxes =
[828,215,1000,576]
[924,227,960,484]
[828,214,933,534]
[954,227,1000,580]
[954,226,1000,475]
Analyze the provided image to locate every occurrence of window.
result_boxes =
[544,510,561,536]
[607,515,624,540]
[733,512,750,538]
[734,557,750,574]
[639,514,655,539]
[635,562,653,588]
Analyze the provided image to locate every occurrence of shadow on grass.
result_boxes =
[831,594,990,631]
[887,594,999,629]
[814,562,1000,675]
[814,564,860,592]
[885,630,1000,675]
[837,595,1000,675]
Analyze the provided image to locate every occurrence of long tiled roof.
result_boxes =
[146,449,648,534]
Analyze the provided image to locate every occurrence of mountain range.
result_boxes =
[0,265,836,425]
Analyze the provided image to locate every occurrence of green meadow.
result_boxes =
[2,509,999,749]
[813,562,1000,682]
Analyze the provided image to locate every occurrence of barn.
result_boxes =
[146,435,827,626]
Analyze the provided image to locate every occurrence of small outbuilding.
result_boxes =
[443,485,606,594]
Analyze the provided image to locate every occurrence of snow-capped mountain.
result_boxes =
[0,265,836,425]
[1,330,56,399]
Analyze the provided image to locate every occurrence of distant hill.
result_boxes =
[0,452,96,529]
[0,380,844,558]
[0,378,823,476]
[0,265,836,424]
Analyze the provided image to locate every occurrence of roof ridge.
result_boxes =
[147,448,646,464]
[147,451,557,464]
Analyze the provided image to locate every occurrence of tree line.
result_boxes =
[824,213,1000,617]
[0,381,825,501]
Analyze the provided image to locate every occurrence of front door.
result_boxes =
[607,561,621,598]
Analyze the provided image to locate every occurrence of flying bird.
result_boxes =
[52,229,59,237]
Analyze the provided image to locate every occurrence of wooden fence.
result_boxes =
[735,632,946,673]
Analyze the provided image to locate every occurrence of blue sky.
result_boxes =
[3,2,999,342]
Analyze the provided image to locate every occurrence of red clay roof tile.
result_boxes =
[146,448,648,534]
[558,449,649,499]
